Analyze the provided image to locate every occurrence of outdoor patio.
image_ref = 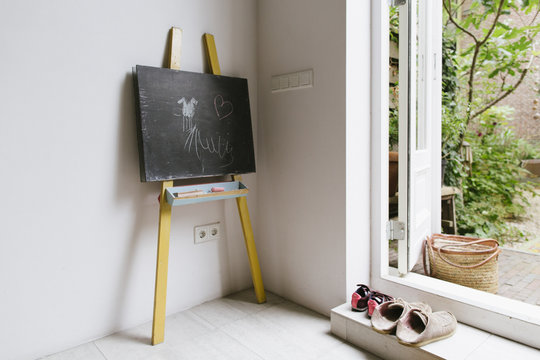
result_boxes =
[389,241,540,306]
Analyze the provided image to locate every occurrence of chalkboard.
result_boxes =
[133,65,256,182]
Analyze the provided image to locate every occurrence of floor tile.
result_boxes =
[222,288,285,315]
[132,346,179,360]
[163,309,216,346]
[256,302,344,354]
[316,341,381,360]
[41,343,106,360]
[94,321,167,360]
[221,313,318,360]
[189,297,249,328]
[257,301,329,331]
[45,290,387,360]
[168,329,264,360]
[94,310,214,360]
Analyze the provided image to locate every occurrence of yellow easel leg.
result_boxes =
[151,180,174,345]
[203,33,266,304]
[234,176,266,303]
[151,27,182,346]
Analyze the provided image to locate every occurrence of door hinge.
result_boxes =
[387,220,405,240]
[389,0,407,7]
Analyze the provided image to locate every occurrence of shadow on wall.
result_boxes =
[108,49,239,341]
[108,34,183,338]
[107,31,179,340]
[110,72,160,342]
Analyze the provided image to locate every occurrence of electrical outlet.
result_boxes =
[194,225,209,244]
[207,222,221,241]
[194,222,221,244]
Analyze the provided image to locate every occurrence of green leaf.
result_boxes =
[488,69,500,78]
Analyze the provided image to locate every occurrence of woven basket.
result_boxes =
[423,234,501,293]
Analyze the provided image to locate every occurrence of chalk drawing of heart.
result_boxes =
[214,95,234,120]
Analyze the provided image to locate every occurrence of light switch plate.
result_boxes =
[299,71,311,86]
[271,69,313,93]
[279,76,289,89]
[271,77,280,90]
[289,73,299,87]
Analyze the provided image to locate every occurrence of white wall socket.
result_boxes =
[194,222,221,244]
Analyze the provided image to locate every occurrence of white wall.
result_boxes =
[0,1,258,359]
[256,0,371,316]
[345,1,372,299]
[0,0,373,358]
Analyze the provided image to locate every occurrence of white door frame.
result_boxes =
[370,0,540,348]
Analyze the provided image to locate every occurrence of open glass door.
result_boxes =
[373,1,538,347]
[397,0,441,274]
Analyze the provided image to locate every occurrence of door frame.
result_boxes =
[370,0,540,348]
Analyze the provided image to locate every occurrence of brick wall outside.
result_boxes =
[460,1,540,146]
[499,7,540,145]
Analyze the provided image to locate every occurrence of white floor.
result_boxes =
[42,289,379,360]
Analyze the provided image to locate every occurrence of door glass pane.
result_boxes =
[390,0,540,309]
[435,0,540,306]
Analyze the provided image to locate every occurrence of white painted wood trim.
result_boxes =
[397,0,410,274]
[370,0,390,282]
[430,0,442,236]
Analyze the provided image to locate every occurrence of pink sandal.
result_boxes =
[351,284,393,315]
[367,292,394,317]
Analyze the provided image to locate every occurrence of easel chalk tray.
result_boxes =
[166,181,248,206]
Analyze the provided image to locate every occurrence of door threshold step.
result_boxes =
[331,303,538,359]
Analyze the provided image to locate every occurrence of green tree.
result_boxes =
[443,0,540,241]
[443,0,540,150]
[457,107,536,240]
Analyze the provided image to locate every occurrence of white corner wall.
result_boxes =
[0,1,257,359]
[256,0,371,316]
[345,1,372,299]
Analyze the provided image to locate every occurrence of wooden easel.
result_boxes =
[151,27,266,346]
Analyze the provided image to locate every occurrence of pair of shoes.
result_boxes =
[371,298,457,346]
[351,284,393,316]
[371,298,431,334]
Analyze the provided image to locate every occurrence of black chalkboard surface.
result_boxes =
[133,65,256,182]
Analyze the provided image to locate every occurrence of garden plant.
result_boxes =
[391,0,540,242]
